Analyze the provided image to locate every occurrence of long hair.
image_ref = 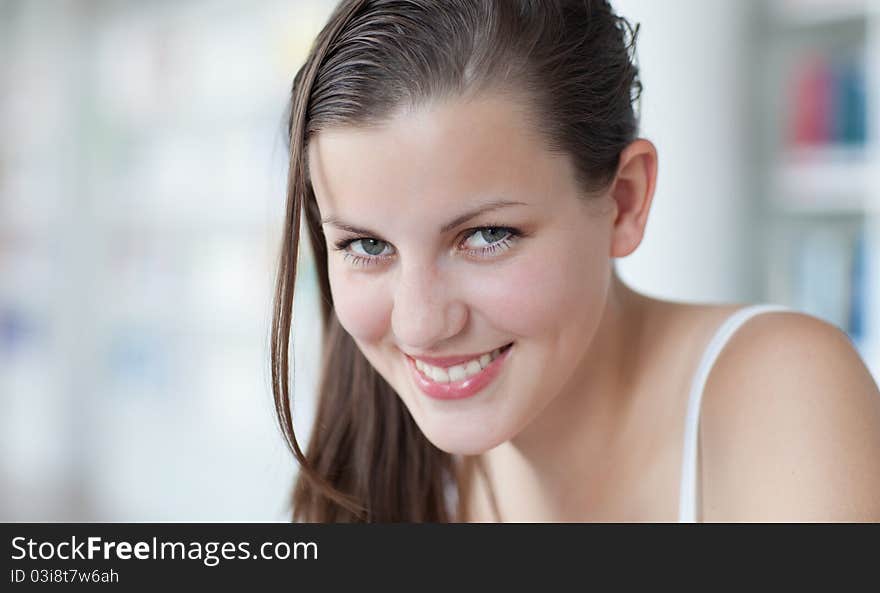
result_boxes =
[271,0,642,522]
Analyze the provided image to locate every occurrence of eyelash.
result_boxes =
[331,224,523,268]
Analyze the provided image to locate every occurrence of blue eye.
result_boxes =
[334,238,394,267]
[351,238,392,257]
[459,225,522,259]
[460,227,516,253]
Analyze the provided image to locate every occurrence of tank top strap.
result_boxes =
[677,303,791,523]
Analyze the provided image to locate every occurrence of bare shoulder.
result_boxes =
[697,309,880,521]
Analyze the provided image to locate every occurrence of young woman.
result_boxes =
[271,0,880,522]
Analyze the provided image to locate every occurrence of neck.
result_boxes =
[464,271,655,521]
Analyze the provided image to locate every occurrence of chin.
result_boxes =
[412,416,512,456]
[424,435,499,457]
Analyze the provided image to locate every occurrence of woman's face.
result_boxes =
[308,92,617,455]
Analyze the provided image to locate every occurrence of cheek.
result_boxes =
[470,239,607,336]
[328,266,391,344]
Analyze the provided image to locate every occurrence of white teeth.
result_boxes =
[430,367,450,383]
[448,365,467,382]
[414,345,509,383]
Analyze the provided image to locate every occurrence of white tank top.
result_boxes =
[677,304,790,522]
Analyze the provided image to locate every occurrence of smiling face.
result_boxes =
[307,92,618,455]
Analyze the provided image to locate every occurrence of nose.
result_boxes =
[391,260,467,352]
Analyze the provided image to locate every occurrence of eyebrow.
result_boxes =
[321,199,528,237]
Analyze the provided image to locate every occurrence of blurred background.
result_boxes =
[1,0,878,520]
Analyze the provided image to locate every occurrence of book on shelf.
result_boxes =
[787,50,867,149]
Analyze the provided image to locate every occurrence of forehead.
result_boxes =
[307,93,575,219]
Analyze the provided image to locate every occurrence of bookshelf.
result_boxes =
[757,0,880,380]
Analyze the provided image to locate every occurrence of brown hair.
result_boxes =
[271,0,642,522]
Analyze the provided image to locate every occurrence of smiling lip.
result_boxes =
[405,343,513,400]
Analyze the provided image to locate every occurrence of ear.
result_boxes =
[608,139,658,258]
